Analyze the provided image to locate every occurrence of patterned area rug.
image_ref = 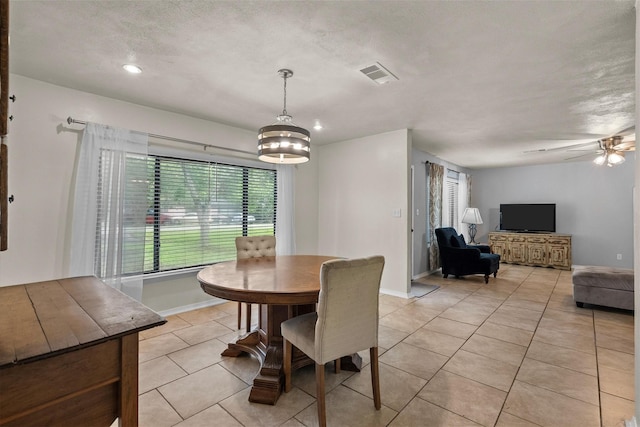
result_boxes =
[410,282,440,298]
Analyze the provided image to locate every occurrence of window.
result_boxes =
[96,153,277,276]
[442,169,459,227]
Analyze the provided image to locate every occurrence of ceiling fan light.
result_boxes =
[608,152,625,165]
[593,154,607,165]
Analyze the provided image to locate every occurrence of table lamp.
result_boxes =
[461,207,483,244]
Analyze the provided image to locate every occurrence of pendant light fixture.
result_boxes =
[258,69,310,164]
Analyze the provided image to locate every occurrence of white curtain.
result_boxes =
[457,172,469,240]
[441,183,450,228]
[275,164,296,255]
[69,123,148,300]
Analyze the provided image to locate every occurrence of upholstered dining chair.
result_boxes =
[281,256,385,427]
[235,235,276,331]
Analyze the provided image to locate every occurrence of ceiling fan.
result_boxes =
[525,126,635,167]
[586,135,635,167]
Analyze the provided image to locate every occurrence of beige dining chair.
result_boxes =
[281,255,385,427]
[235,235,276,331]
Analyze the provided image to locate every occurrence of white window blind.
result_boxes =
[96,153,277,275]
[443,170,459,228]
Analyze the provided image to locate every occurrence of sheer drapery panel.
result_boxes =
[69,123,149,300]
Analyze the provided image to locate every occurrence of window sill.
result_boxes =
[142,266,204,282]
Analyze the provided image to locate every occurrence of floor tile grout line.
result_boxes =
[155,386,187,424]
[593,308,604,427]
[410,393,489,427]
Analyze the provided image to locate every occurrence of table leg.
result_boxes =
[119,333,139,427]
[219,304,315,404]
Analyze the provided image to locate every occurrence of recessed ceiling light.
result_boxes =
[313,122,323,131]
[122,64,142,74]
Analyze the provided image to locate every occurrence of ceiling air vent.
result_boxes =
[359,62,399,85]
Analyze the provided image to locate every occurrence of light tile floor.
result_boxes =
[138,264,635,427]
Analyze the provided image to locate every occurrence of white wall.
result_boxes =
[472,158,635,269]
[292,153,319,255]
[317,129,411,297]
[0,75,319,313]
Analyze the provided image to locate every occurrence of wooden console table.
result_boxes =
[0,276,166,426]
[488,232,572,270]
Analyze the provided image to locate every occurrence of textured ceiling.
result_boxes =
[9,0,636,168]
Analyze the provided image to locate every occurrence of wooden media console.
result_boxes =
[488,231,572,270]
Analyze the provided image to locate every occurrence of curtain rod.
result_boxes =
[66,117,256,156]
[424,160,463,174]
[424,160,465,175]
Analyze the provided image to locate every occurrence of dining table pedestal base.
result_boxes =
[222,304,310,404]
[220,303,362,405]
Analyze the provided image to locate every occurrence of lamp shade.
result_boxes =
[461,208,483,225]
[593,154,607,165]
[607,151,625,165]
[258,123,310,164]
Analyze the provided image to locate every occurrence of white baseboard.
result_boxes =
[625,416,637,427]
[380,288,411,299]
[412,269,440,280]
[157,299,224,317]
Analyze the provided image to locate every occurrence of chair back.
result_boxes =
[435,227,460,249]
[235,235,276,259]
[314,256,385,364]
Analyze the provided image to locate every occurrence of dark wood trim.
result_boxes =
[0,141,6,251]
[0,0,8,252]
[0,0,8,137]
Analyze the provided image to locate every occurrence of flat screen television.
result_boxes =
[500,203,556,233]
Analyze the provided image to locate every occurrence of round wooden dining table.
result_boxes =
[198,255,361,405]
